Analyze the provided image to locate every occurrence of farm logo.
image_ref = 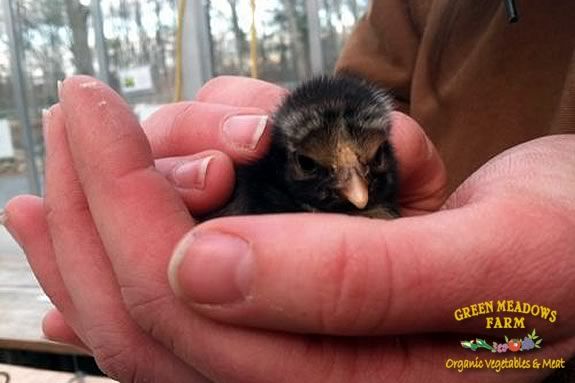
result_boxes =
[445,300,567,373]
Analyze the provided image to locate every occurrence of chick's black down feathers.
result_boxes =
[206,74,400,219]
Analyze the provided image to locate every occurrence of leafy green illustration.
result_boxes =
[475,338,494,351]
[461,340,478,351]
[460,338,493,351]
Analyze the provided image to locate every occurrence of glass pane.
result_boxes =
[8,0,104,199]
[0,1,41,205]
[207,0,369,86]
[0,0,371,209]
[100,0,178,120]
[319,0,369,72]
[208,0,312,87]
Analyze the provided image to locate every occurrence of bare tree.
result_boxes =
[17,0,67,106]
[134,1,150,63]
[205,0,217,76]
[285,0,309,79]
[227,0,248,72]
[154,0,168,80]
[64,0,95,75]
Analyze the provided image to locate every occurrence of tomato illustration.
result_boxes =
[508,339,522,352]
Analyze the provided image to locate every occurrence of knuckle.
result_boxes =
[93,345,156,383]
[43,192,90,226]
[87,324,155,383]
[92,345,137,382]
[121,284,174,333]
[317,230,392,334]
[85,324,137,382]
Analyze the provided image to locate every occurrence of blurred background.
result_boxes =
[0,0,368,206]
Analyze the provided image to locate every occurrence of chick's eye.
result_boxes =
[296,154,319,173]
[371,144,389,170]
[374,145,384,161]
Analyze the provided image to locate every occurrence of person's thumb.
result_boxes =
[166,205,529,335]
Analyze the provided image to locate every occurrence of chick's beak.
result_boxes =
[340,168,369,209]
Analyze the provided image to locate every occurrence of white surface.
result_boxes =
[0,120,14,159]
[0,225,21,256]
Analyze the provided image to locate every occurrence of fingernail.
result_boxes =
[171,156,214,190]
[0,209,22,245]
[169,232,253,305]
[57,80,63,99]
[0,209,21,244]
[223,115,268,151]
[42,108,51,135]
[42,107,55,150]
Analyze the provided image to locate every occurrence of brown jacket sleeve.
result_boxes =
[337,0,575,191]
[336,1,425,112]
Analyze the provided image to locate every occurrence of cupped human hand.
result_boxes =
[165,133,575,382]
[2,75,447,382]
[5,75,572,382]
[169,134,575,340]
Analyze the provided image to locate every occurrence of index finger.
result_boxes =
[195,76,288,112]
[57,76,332,382]
[142,76,286,162]
[59,76,194,298]
[143,101,272,164]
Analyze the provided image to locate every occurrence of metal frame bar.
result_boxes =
[3,0,41,195]
[182,0,213,99]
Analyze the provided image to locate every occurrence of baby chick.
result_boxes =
[207,74,399,219]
